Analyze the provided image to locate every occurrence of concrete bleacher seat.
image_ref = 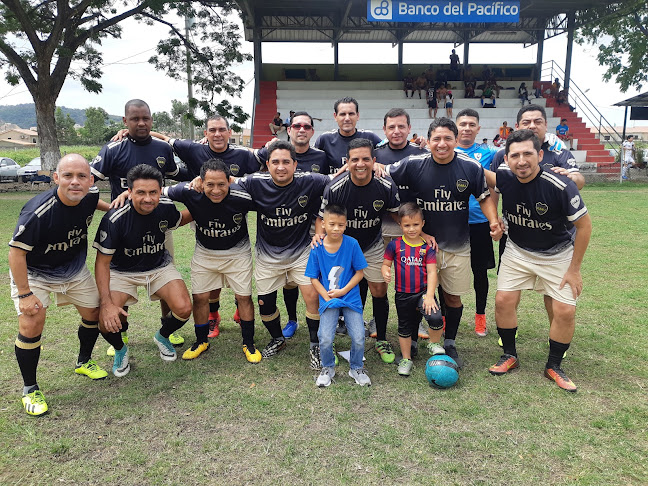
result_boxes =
[274,80,587,163]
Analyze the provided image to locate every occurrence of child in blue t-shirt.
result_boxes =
[305,204,368,387]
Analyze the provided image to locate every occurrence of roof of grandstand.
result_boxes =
[614,93,648,108]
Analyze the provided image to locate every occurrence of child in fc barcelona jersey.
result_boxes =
[382,202,444,377]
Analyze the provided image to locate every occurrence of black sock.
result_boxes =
[546,339,570,369]
[241,319,255,347]
[263,315,283,340]
[283,286,299,322]
[209,300,220,315]
[121,320,129,333]
[306,316,320,344]
[160,312,189,338]
[444,305,463,341]
[373,295,389,341]
[15,333,41,388]
[498,327,518,356]
[77,319,100,364]
[101,331,124,351]
[194,323,209,344]
[359,279,369,308]
[473,270,489,315]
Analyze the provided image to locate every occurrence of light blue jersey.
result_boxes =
[455,143,497,224]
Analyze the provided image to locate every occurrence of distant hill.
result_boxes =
[0,103,121,129]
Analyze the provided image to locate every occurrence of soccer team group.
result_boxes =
[9,96,592,416]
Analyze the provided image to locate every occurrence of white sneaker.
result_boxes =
[316,367,335,387]
[349,368,371,386]
[427,342,446,356]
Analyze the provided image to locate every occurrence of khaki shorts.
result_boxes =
[191,243,253,296]
[498,243,577,306]
[11,266,99,315]
[436,249,471,296]
[255,246,311,295]
[110,263,184,306]
[363,241,386,283]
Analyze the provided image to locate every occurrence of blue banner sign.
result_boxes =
[367,1,520,23]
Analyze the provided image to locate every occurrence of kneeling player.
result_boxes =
[164,158,260,362]
[94,164,193,376]
[487,130,592,392]
[9,154,111,416]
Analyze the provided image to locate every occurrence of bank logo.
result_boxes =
[536,202,548,215]
[373,200,384,211]
[370,0,392,20]
[298,195,309,207]
[570,195,580,209]
[456,179,469,192]
[233,213,243,225]
[156,156,166,169]
[159,220,169,232]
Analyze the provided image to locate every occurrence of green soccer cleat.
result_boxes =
[169,332,184,346]
[375,340,396,364]
[22,390,48,416]
[75,359,108,380]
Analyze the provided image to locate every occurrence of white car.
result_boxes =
[0,157,19,181]
[17,157,50,183]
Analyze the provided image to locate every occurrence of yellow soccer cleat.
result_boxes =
[243,344,262,363]
[182,341,210,360]
[22,390,48,416]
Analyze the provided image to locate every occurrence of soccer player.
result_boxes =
[9,154,111,416]
[486,130,592,392]
[314,97,383,173]
[237,141,331,367]
[316,138,400,364]
[94,164,193,377]
[163,159,261,363]
[386,118,503,367]
[454,109,499,337]
[622,135,637,180]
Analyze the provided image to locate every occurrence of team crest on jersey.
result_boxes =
[535,202,548,215]
[230,164,240,176]
[570,195,581,209]
[373,200,384,211]
[474,153,482,161]
[86,215,93,227]
[456,179,469,192]
[233,213,243,225]
[298,195,308,207]
[159,220,169,232]
[544,163,554,169]
[311,164,320,173]
[14,225,26,238]
[156,157,166,169]
[92,155,102,164]
[100,230,107,242]
[419,248,427,257]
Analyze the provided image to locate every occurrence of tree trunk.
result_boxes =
[34,95,61,171]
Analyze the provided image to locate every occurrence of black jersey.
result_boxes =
[374,141,429,202]
[164,182,253,251]
[314,129,383,173]
[93,199,182,272]
[496,166,588,255]
[255,146,329,174]
[172,140,261,179]
[91,135,178,201]
[490,139,579,174]
[386,152,490,255]
[320,173,400,251]
[238,172,330,261]
[9,187,100,281]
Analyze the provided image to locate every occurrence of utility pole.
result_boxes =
[185,16,195,140]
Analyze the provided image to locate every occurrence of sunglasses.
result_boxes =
[291,123,313,131]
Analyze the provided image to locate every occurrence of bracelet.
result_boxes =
[18,291,33,299]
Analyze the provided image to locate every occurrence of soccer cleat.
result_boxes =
[398,358,413,376]
[498,330,519,347]
[22,390,48,416]
[444,345,463,368]
[208,315,221,339]
[107,332,129,357]
[418,321,429,339]
[475,314,488,337]
[243,344,262,363]
[233,308,241,324]
[261,337,286,358]
[367,318,377,338]
[316,367,335,387]
[75,359,108,380]
[310,345,322,370]
[544,366,577,393]
[349,368,372,386]
[168,332,184,346]
[427,342,446,356]
[182,341,210,360]
[154,332,178,362]
[375,340,396,364]
[282,320,299,339]
[112,345,130,377]
[488,354,519,375]
[336,316,347,335]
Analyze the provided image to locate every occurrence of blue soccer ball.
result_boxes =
[425,355,459,388]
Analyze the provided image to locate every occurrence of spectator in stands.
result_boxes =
[464,67,476,99]
[481,138,489,148]
[481,84,496,107]
[403,71,415,98]
[519,82,530,105]
[410,134,418,143]
[450,49,461,74]
[414,73,428,99]
[481,65,492,82]
[269,112,286,136]
[426,85,438,118]
[493,134,503,147]
[445,90,454,118]
[424,65,435,85]
[555,118,574,150]
[499,121,513,140]
[488,77,501,98]
[550,78,561,97]
[284,111,295,128]
[556,89,575,111]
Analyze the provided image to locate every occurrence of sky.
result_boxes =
[0,15,643,129]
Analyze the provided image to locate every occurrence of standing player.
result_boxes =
[486,130,592,392]
[94,165,193,377]
[622,135,636,180]
[386,118,503,367]
[9,154,111,416]
[237,141,331,367]
[454,109,498,337]
[314,97,382,174]
[316,138,400,364]
[164,159,260,363]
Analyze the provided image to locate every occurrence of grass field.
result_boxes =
[0,185,647,485]
[0,146,102,166]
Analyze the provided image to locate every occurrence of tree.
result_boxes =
[79,107,109,145]
[55,107,80,145]
[576,1,648,92]
[0,1,251,169]
[153,99,193,138]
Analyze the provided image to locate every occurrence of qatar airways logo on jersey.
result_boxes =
[44,227,87,253]
[400,255,423,266]
[504,203,552,230]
